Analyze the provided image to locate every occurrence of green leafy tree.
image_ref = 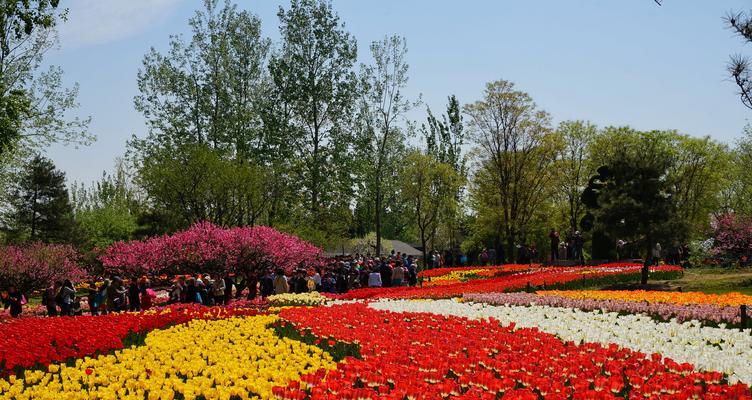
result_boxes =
[464,80,562,260]
[269,0,358,221]
[3,155,75,243]
[138,144,273,230]
[355,35,415,256]
[70,161,140,250]
[422,95,468,260]
[401,151,460,265]
[582,131,686,284]
[0,0,92,206]
[423,95,466,180]
[555,120,598,234]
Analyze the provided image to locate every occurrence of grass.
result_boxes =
[569,266,752,295]
[652,267,752,295]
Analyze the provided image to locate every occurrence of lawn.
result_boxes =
[655,267,752,295]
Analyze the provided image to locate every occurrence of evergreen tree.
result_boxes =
[3,155,75,243]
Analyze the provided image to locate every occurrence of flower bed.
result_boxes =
[268,292,330,307]
[274,303,751,399]
[331,264,682,300]
[0,315,336,399]
[0,303,259,374]
[418,264,537,279]
[464,292,745,327]
[538,289,752,307]
[369,299,752,386]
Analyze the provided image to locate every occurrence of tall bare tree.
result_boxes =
[357,35,415,256]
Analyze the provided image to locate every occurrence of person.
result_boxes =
[558,242,567,261]
[273,268,289,294]
[128,281,141,312]
[549,229,560,261]
[379,261,392,288]
[185,278,200,304]
[293,270,308,293]
[312,268,322,291]
[573,231,585,265]
[3,286,23,318]
[405,256,417,286]
[260,270,274,298]
[44,282,59,317]
[98,280,110,315]
[488,248,496,265]
[72,296,83,316]
[59,280,76,316]
[212,274,226,304]
[197,275,210,305]
[141,280,155,310]
[652,242,662,266]
[529,244,538,264]
[368,268,383,287]
[336,268,349,293]
[392,262,405,286]
[246,273,258,300]
[223,275,234,304]
[169,278,183,304]
[480,248,489,266]
[616,239,625,261]
[87,282,99,316]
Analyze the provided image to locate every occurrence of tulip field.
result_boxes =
[2,263,752,399]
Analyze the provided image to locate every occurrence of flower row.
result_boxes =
[275,303,751,399]
[418,264,537,279]
[331,264,682,300]
[464,292,745,327]
[0,303,259,373]
[0,315,336,400]
[369,299,752,385]
[268,292,330,307]
[537,289,752,307]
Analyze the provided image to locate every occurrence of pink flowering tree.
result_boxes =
[100,222,323,278]
[0,243,87,295]
[711,212,752,262]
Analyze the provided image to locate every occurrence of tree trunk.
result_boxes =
[375,176,382,257]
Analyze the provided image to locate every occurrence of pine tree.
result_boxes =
[3,155,75,243]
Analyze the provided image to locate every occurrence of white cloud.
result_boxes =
[58,0,182,47]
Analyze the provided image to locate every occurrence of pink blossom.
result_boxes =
[100,222,322,277]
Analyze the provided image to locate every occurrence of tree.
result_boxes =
[100,222,322,278]
[423,95,468,261]
[0,243,85,294]
[356,35,415,256]
[711,212,752,264]
[0,0,92,204]
[423,95,467,180]
[133,0,272,159]
[581,131,685,284]
[138,144,272,230]
[724,9,752,109]
[555,120,598,234]
[269,0,358,219]
[71,161,140,251]
[401,151,460,266]
[464,80,561,260]
[3,155,75,243]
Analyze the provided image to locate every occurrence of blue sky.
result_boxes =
[45,0,751,185]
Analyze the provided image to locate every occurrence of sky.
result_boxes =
[42,0,752,186]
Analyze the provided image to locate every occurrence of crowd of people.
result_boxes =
[2,250,425,319]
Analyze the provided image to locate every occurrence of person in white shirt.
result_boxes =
[368,269,383,287]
